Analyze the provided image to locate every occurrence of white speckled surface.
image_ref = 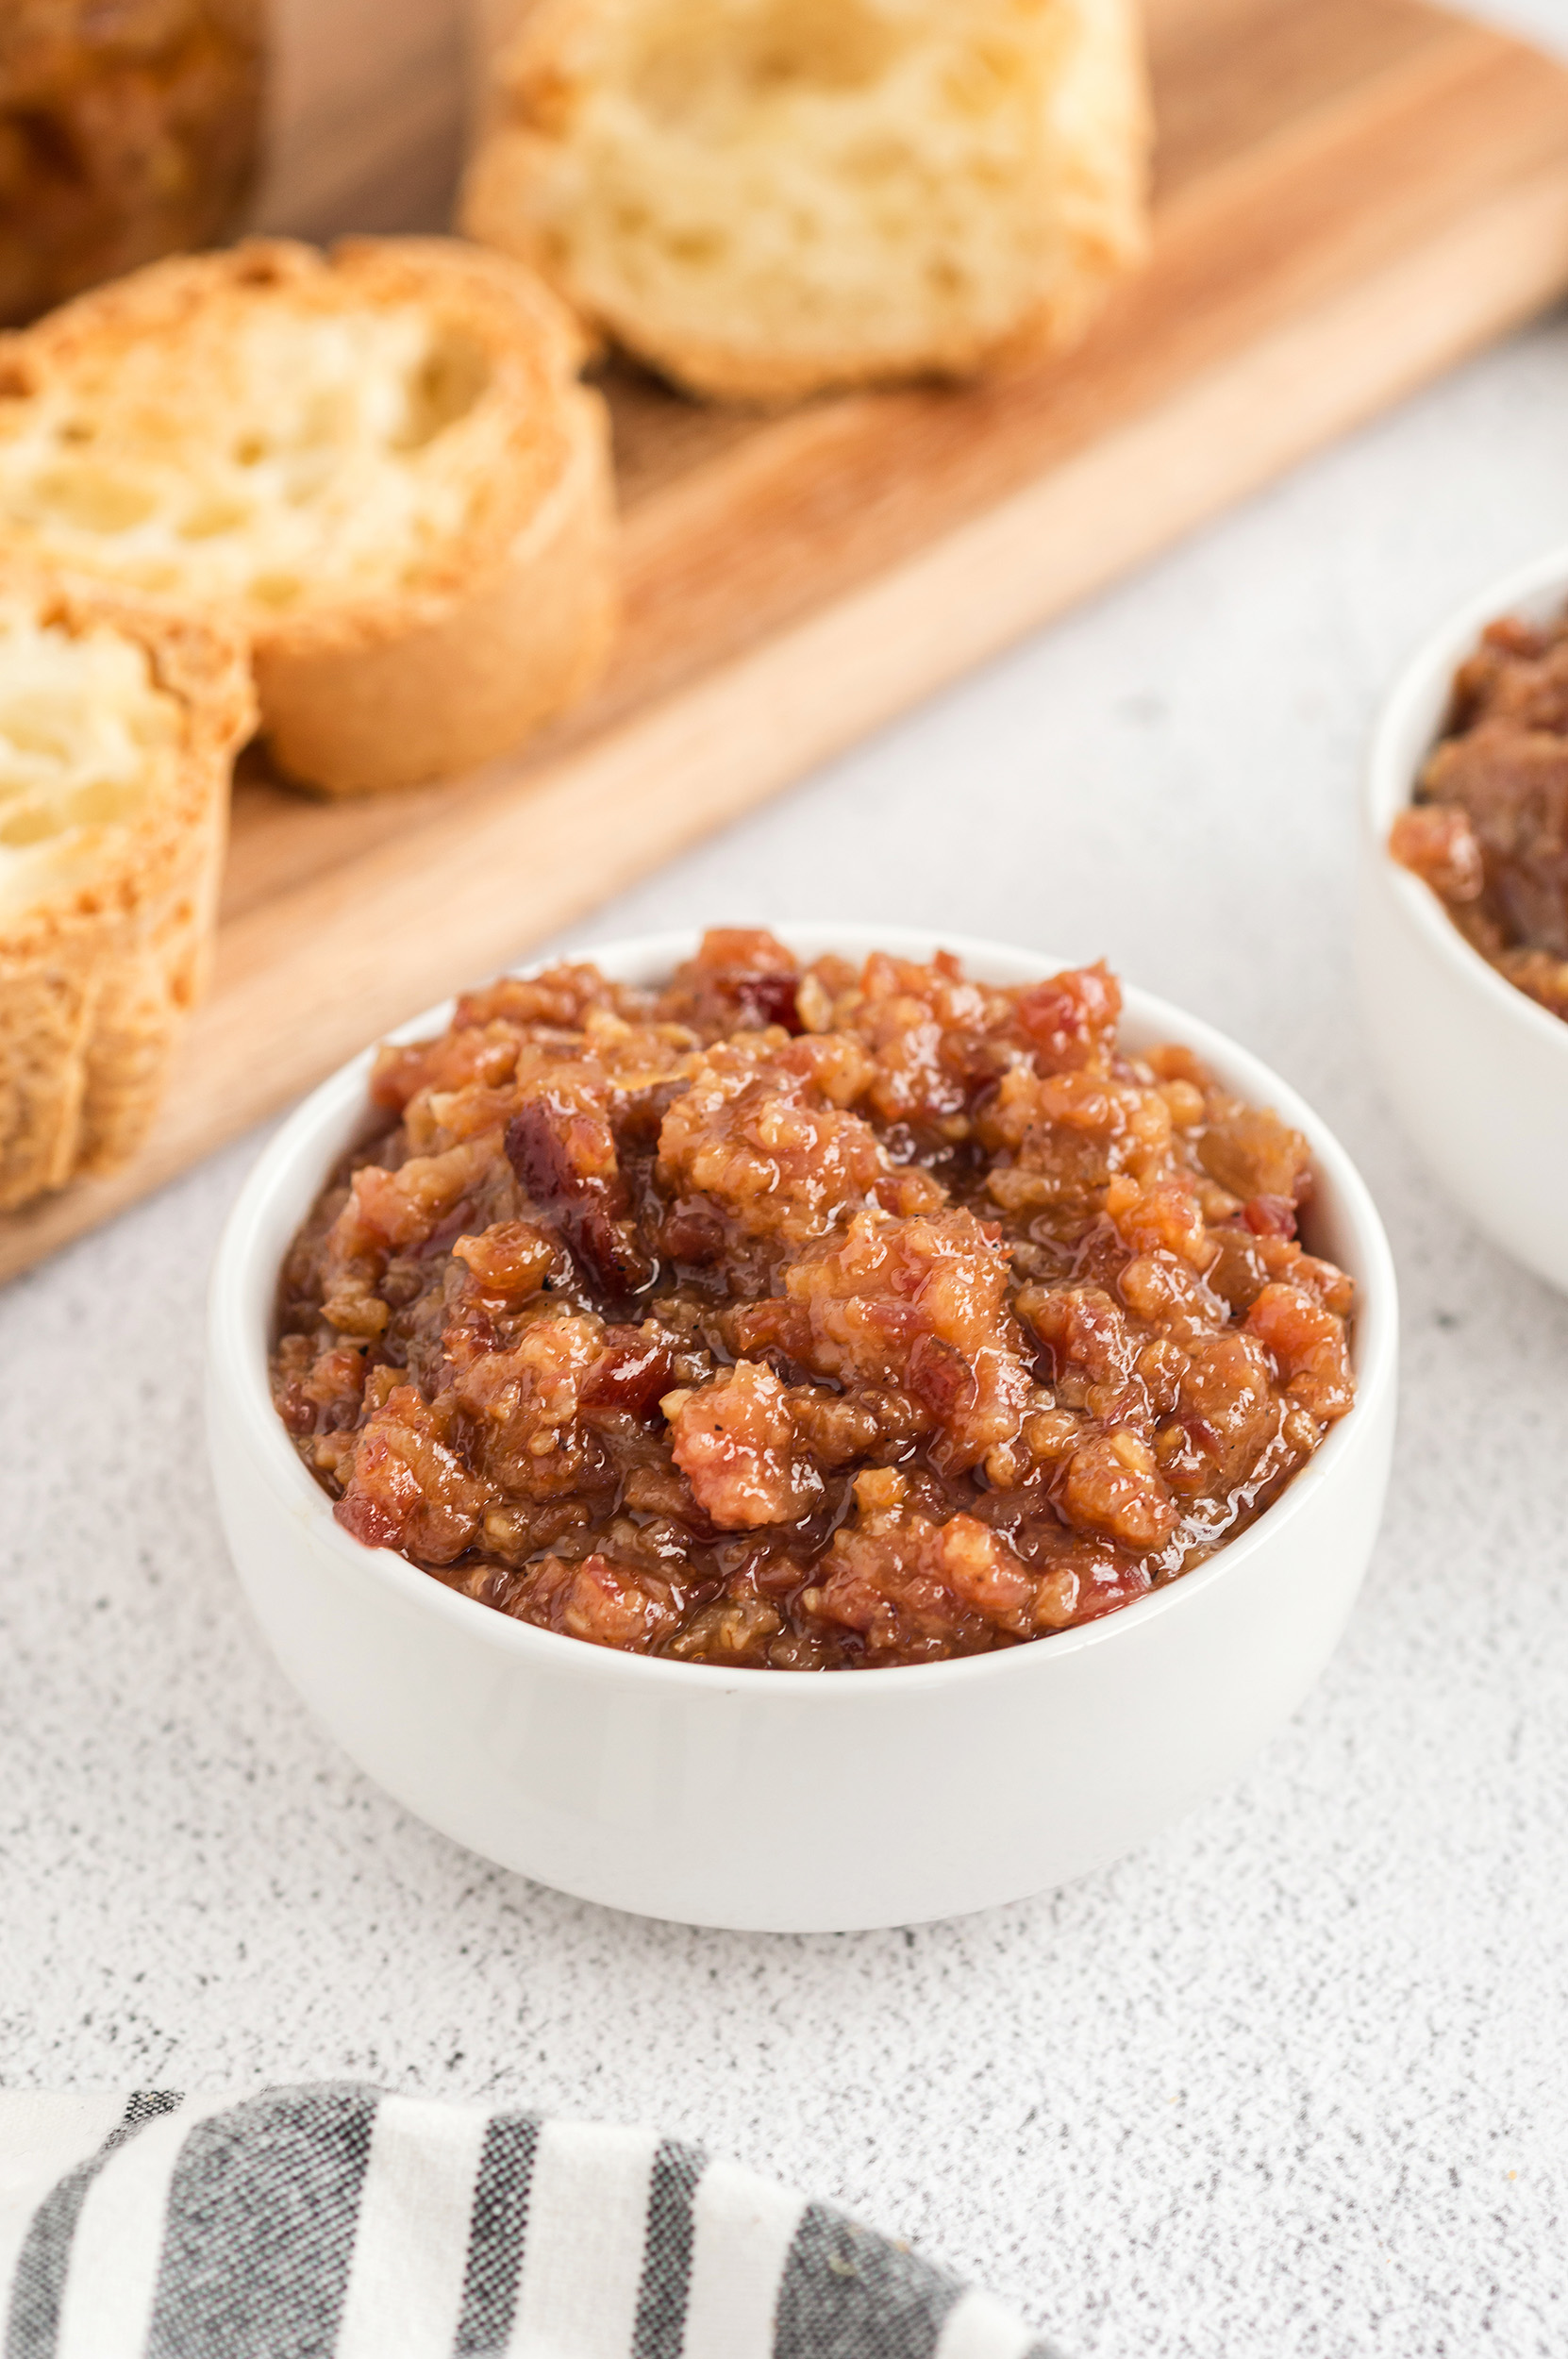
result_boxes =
[6,11,1568,2351]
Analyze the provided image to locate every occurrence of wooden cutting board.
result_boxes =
[7,0,1568,1282]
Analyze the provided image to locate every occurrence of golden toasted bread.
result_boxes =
[0,237,617,795]
[463,0,1150,404]
[0,571,253,1212]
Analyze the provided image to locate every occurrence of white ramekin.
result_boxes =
[207,927,1398,1932]
[1359,546,1568,1296]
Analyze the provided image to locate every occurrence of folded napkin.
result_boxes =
[0,2086,1063,2359]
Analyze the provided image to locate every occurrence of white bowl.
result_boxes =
[207,926,1398,1932]
[1359,546,1568,1295]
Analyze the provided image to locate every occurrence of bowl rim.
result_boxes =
[209,922,1399,1700]
[1366,541,1568,1066]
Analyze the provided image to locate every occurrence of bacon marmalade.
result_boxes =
[0,0,263,328]
[273,934,1357,1670]
[1391,609,1568,1023]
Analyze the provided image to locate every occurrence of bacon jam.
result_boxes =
[1391,608,1568,1023]
[0,1,264,328]
[272,932,1357,1670]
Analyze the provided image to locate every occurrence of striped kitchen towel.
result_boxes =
[0,2085,1065,2359]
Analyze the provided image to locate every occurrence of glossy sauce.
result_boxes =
[1391,610,1568,1023]
[273,932,1357,1669]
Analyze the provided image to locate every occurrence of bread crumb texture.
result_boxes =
[0,606,180,919]
[0,575,253,1211]
[464,0,1151,401]
[0,308,491,611]
[0,240,618,795]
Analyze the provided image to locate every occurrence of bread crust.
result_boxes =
[0,236,618,795]
[0,573,254,1213]
[462,0,1151,406]
[256,331,617,795]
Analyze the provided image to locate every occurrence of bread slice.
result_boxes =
[462,0,1151,404]
[0,571,253,1213]
[0,237,617,795]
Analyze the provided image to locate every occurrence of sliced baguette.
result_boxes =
[0,571,254,1213]
[462,0,1151,404]
[0,237,617,795]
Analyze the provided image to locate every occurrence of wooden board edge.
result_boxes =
[5,155,1568,1287]
[222,8,1568,928]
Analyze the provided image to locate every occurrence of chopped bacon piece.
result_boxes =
[504,1552,684,1652]
[1059,1430,1178,1552]
[981,1066,1175,1218]
[335,1386,489,1564]
[1197,1107,1311,1207]
[1106,1173,1210,1266]
[452,1220,559,1303]
[660,929,806,1037]
[663,1360,822,1530]
[784,1208,1029,1473]
[338,1137,494,1259]
[1014,961,1123,1075]
[1245,1281,1355,1427]
[1019,1285,1136,1407]
[275,935,1358,1668]
[1242,1196,1297,1240]
[450,1314,609,1501]
[457,962,647,1034]
[1155,1330,1280,1498]
[656,1035,911,1246]
[1032,1545,1153,1631]
[1389,803,1485,904]
[807,1508,1035,1657]
[583,1327,676,1420]
[506,1090,652,1306]
[835,949,1005,1128]
[371,1020,522,1115]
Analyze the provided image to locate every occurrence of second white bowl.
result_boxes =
[207,926,1397,1931]
[1359,546,1568,1296]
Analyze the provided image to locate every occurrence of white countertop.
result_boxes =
[5,9,1568,2352]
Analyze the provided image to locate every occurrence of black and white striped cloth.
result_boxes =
[0,2086,1064,2359]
